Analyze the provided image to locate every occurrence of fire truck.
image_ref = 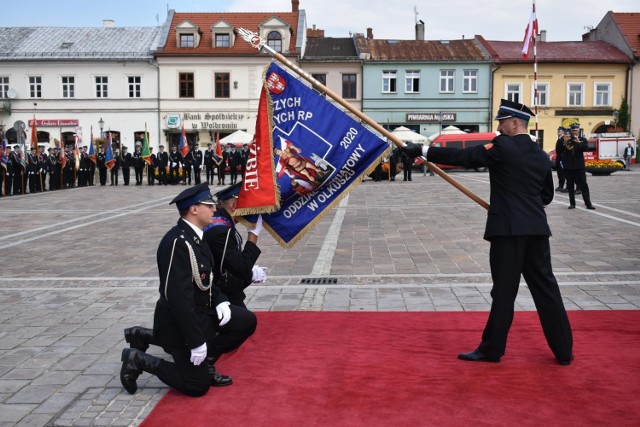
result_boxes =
[548,132,636,166]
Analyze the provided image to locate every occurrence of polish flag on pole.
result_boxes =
[521,7,538,59]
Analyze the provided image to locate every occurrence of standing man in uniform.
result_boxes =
[204,183,267,308]
[119,184,257,396]
[50,146,61,191]
[78,146,91,187]
[147,146,156,185]
[169,145,183,184]
[562,124,595,210]
[204,143,214,185]
[240,144,250,180]
[227,145,242,185]
[554,127,567,192]
[133,144,144,185]
[27,147,39,193]
[97,145,107,186]
[403,99,574,365]
[110,149,120,186]
[156,144,168,185]
[191,145,203,185]
[120,146,132,186]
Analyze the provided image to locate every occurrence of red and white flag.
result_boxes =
[521,10,538,59]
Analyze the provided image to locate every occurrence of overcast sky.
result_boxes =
[2,0,638,42]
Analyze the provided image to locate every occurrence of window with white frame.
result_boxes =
[28,76,42,98]
[215,33,230,48]
[567,83,583,107]
[594,82,611,106]
[532,82,548,107]
[0,76,9,98]
[405,70,420,93]
[61,76,75,98]
[95,76,108,98]
[440,70,454,93]
[463,69,478,93]
[267,31,282,52]
[180,34,195,48]
[506,83,521,103]
[128,76,141,98]
[382,71,397,93]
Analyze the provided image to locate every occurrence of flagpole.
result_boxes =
[533,0,539,146]
[237,28,489,210]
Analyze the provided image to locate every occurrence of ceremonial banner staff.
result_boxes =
[237,28,489,210]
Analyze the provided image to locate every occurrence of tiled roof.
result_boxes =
[478,38,632,64]
[610,12,640,58]
[302,37,358,59]
[354,34,489,61]
[0,27,161,60]
[157,11,299,56]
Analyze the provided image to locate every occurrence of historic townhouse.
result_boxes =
[154,0,306,148]
[584,12,640,137]
[0,23,163,149]
[354,26,493,137]
[477,36,631,150]
[299,26,363,112]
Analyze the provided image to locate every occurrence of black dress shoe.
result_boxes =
[458,349,500,363]
[558,355,574,366]
[208,365,233,387]
[568,205,575,209]
[586,205,596,210]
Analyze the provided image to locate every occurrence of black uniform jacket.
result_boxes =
[203,208,261,305]
[427,133,554,240]
[154,218,228,350]
[559,137,588,170]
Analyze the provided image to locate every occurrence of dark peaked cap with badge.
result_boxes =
[494,99,535,122]
[170,183,216,210]
[214,182,241,201]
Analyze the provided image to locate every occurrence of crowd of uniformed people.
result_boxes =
[1,142,250,196]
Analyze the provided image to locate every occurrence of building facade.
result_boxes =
[478,37,632,150]
[0,24,162,150]
[355,28,492,137]
[584,12,640,137]
[154,1,306,149]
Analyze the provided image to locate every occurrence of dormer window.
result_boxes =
[175,20,200,49]
[180,34,195,48]
[211,20,235,48]
[215,33,230,48]
[267,31,282,52]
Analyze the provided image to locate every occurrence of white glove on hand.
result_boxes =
[190,342,207,366]
[216,301,232,326]
[171,162,177,167]
[252,265,268,283]
[249,214,263,236]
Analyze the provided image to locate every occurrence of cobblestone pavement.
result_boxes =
[1,167,639,426]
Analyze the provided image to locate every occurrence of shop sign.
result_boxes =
[28,119,79,127]
[406,113,457,122]
[172,112,248,131]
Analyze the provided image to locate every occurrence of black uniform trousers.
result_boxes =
[555,160,565,188]
[478,236,573,361]
[155,304,257,397]
[99,167,107,186]
[564,169,592,207]
[206,165,214,184]
[122,167,131,185]
[135,167,143,185]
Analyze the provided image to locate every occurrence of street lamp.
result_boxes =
[98,117,104,138]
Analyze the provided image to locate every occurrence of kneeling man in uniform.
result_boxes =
[120,183,257,396]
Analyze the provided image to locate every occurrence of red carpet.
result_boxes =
[142,311,640,426]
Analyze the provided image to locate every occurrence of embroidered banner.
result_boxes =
[237,62,389,248]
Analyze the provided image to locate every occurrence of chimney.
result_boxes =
[292,0,299,12]
[367,27,374,40]
[307,24,325,38]
[415,19,425,40]
[537,30,547,42]
[103,19,115,28]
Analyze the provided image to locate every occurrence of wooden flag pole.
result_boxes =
[237,29,489,210]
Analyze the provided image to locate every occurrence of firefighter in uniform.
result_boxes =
[204,143,214,185]
[204,183,267,308]
[147,146,156,185]
[156,145,168,185]
[403,99,573,365]
[119,184,257,396]
[191,146,203,185]
[133,145,144,185]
